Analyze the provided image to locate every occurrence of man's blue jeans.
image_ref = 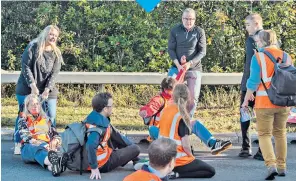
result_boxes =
[168,66,202,118]
[14,94,57,143]
[149,120,216,148]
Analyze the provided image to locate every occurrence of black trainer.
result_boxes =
[168,172,179,179]
[211,139,232,155]
[265,166,278,180]
[254,149,264,161]
[238,148,252,158]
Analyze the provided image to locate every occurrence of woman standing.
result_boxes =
[14,25,63,155]
[242,30,293,180]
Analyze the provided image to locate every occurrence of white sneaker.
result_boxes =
[133,160,149,171]
[14,143,21,155]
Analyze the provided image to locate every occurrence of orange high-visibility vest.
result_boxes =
[26,115,50,143]
[123,170,161,181]
[148,97,168,128]
[158,104,195,167]
[85,124,113,168]
[254,48,292,108]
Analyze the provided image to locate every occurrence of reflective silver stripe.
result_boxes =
[97,152,108,161]
[169,113,181,140]
[101,142,107,147]
[262,77,272,83]
[287,56,292,64]
[258,52,268,82]
[158,135,182,146]
[154,116,160,121]
[176,152,187,158]
[256,90,268,96]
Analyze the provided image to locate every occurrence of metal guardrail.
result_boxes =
[1,71,243,85]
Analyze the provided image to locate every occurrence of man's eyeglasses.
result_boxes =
[106,105,113,108]
[183,18,195,21]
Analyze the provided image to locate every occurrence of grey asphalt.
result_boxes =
[2,140,296,181]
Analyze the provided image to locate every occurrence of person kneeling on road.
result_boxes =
[140,77,232,155]
[18,94,67,177]
[86,92,141,180]
[124,137,177,181]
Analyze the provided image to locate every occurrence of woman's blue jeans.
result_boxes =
[14,94,57,143]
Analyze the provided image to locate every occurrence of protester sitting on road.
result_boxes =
[85,92,141,180]
[124,137,177,181]
[158,84,215,178]
[140,77,232,155]
[18,94,67,177]
[242,30,293,180]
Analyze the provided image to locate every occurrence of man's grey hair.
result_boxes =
[182,8,196,17]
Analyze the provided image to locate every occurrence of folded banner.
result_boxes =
[136,0,162,12]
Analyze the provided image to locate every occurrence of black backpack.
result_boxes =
[260,51,296,106]
[60,122,105,175]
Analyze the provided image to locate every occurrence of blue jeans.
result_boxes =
[168,66,202,118]
[149,120,216,148]
[21,143,48,168]
[14,94,57,143]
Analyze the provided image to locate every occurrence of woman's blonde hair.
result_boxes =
[31,25,63,64]
[258,30,278,47]
[23,94,46,118]
[173,83,191,132]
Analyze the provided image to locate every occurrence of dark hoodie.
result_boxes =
[85,111,110,169]
[241,29,263,92]
[168,24,206,71]
[85,110,133,169]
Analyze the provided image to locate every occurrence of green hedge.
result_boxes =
[1,1,295,72]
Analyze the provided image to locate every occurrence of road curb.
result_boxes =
[2,128,296,144]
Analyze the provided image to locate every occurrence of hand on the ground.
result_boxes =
[90,168,101,180]
[41,88,50,100]
[30,83,39,95]
[139,110,147,118]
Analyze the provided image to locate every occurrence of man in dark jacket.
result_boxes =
[239,13,264,161]
[168,8,206,118]
[85,92,141,179]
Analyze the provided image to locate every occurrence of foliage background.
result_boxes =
[2,0,295,73]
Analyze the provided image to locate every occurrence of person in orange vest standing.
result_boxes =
[18,94,68,177]
[123,137,177,181]
[85,92,141,180]
[158,84,215,179]
[242,30,293,180]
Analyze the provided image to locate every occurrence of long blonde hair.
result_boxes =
[173,84,191,132]
[31,25,63,64]
[23,94,47,118]
[258,30,278,47]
